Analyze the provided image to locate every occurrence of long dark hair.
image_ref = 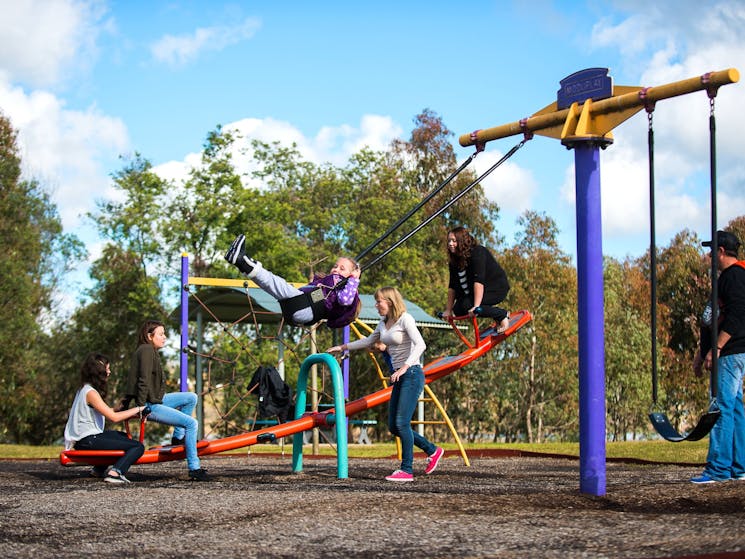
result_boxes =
[80,352,110,399]
[137,319,165,346]
[447,226,477,270]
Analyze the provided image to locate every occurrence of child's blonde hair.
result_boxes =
[374,286,406,323]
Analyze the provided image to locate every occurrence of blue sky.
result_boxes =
[1,0,744,312]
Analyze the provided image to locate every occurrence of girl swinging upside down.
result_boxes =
[225,233,361,328]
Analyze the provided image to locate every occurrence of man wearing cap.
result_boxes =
[691,230,745,484]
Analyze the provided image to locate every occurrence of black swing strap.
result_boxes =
[706,79,720,398]
[645,90,660,406]
[279,287,327,326]
[646,85,721,442]
[360,137,529,273]
[355,149,482,263]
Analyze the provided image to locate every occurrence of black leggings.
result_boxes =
[75,430,145,474]
[453,296,508,321]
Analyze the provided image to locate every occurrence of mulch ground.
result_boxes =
[1,450,744,559]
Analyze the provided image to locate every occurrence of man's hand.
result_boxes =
[693,350,704,377]
[703,349,714,371]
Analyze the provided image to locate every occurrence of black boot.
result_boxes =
[224,234,262,277]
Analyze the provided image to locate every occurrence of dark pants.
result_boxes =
[75,430,145,474]
[453,297,508,321]
[454,282,509,320]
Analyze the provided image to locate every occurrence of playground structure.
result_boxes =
[58,66,738,495]
[61,129,536,478]
[174,264,473,456]
[60,309,533,478]
[459,67,739,495]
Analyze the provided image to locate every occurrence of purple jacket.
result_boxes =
[301,274,360,328]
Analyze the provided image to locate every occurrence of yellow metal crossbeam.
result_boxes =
[187,276,306,288]
[459,68,739,147]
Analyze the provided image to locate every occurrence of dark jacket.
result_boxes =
[248,366,293,423]
[718,261,745,357]
[449,245,510,305]
[125,343,166,406]
[302,273,360,329]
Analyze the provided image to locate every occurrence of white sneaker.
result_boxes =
[104,469,130,484]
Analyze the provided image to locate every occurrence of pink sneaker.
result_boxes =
[425,446,444,475]
[385,469,414,482]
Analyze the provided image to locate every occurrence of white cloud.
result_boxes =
[0,0,107,88]
[0,0,126,234]
[0,78,129,229]
[152,154,202,185]
[584,0,745,243]
[474,150,538,214]
[153,114,403,185]
[559,135,705,241]
[150,17,261,67]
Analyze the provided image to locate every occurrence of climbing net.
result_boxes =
[181,278,341,439]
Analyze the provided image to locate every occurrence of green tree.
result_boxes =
[162,127,249,277]
[48,154,176,444]
[432,211,577,443]
[0,111,85,443]
[497,211,578,442]
[651,230,711,432]
[603,257,651,440]
[724,216,745,250]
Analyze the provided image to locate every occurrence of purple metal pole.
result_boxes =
[180,253,189,391]
[342,326,350,398]
[573,142,607,496]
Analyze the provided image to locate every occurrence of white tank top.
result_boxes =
[63,384,105,450]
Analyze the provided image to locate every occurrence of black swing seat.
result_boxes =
[649,405,720,442]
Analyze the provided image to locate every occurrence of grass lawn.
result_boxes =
[1,439,707,464]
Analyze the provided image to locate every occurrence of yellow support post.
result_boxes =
[187,276,306,289]
[412,385,470,467]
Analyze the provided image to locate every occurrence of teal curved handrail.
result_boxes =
[291,353,348,479]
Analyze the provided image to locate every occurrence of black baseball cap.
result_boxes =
[702,230,741,254]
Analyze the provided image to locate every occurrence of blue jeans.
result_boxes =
[388,365,437,474]
[704,352,745,480]
[149,391,200,470]
[75,430,144,475]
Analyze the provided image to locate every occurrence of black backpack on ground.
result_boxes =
[247,365,293,423]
